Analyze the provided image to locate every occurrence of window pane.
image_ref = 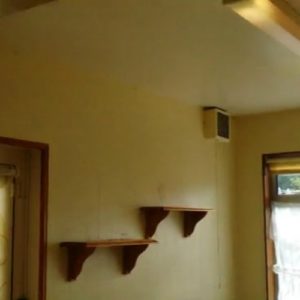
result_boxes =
[272,202,300,300]
[277,174,300,195]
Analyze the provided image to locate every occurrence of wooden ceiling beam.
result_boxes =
[224,0,300,55]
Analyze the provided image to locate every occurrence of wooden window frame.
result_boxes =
[262,151,300,300]
[0,136,49,300]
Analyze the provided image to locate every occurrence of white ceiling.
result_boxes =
[1,0,300,115]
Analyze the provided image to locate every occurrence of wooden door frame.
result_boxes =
[262,151,300,300]
[0,136,49,300]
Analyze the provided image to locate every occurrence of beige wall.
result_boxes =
[0,55,236,300]
[235,108,300,300]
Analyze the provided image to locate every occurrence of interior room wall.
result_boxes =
[0,55,236,300]
[234,108,300,300]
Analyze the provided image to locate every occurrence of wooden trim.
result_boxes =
[262,151,300,300]
[0,136,48,150]
[10,177,17,300]
[39,146,49,300]
[0,136,49,300]
[263,151,300,160]
[262,155,276,300]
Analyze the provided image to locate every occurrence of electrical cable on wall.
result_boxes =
[214,139,222,291]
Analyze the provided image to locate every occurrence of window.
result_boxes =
[271,202,300,300]
[263,153,300,300]
[277,173,300,196]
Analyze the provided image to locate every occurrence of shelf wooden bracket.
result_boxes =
[140,207,170,238]
[60,239,157,281]
[183,211,208,237]
[122,244,150,274]
[140,206,212,238]
[60,242,96,281]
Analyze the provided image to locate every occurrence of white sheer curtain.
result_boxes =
[272,202,300,300]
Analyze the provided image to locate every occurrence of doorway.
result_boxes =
[0,137,48,300]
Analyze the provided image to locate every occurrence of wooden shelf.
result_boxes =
[60,239,157,281]
[140,206,213,238]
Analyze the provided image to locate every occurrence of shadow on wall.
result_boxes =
[0,0,54,17]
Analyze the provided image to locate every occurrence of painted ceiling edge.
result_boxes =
[0,0,55,18]
[223,0,300,56]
